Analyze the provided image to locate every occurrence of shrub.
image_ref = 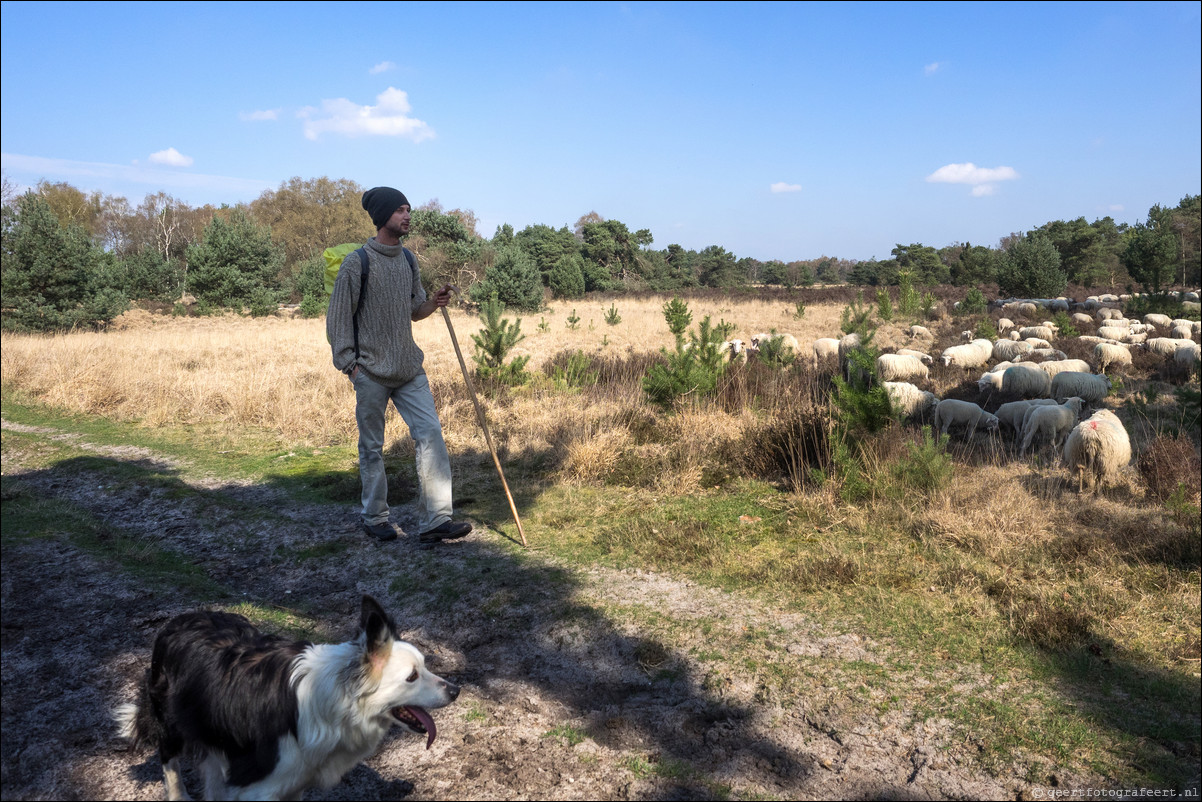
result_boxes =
[469,245,543,312]
[298,292,325,318]
[1051,310,1079,338]
[662,297,692,340]
[897,271,920,319]
[247,287,279,317]
[543,350,599,390]
[186,208,284,308]
[958,288,988,316]
[604,303,622,326]
[470,293,530,386]
[547,254,586,299]
[839,291,873,335]
[744,404,833,490]
[566,309,580,330]
[890,426,954,497]
[1138,434,1202,502]
[876,288,893,321]
[974,319,997,340]
[643,315,728,409]
[997,232,1067,298]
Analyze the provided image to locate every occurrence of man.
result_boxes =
[327,186,472,544]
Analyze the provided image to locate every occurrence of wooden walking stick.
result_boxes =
[439,289,528,548]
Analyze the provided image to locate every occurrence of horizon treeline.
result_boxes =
[1,173,1199,331]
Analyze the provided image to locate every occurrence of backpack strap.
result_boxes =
[352,247,369,360]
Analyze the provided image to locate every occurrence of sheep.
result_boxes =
[1171,318,1195,330]
[1094,342,1132,373]
[1018,302,1038,319]
[1097,307,1124,321]
[977,361,1018,393]
[811,337,840,365]
[961,330,974,341]
[933,399,1000,440]
[718,339,748,364]
[1144,313,1173,328]
[1096,326,1131,342]
[997,317,1016,333]
[993,339,1034,362]
[1019,326,1056,341]
[1022,348,1068,361]
[1171,323,1195,341]
[839,333,865,381]
[897,348,934,364]
[1146,337,1196,357]
[1020,397,1085,455]
[1008,330,1022,341]
[1071,312,1094,327]
[876,353,930,382]
[996,398,1057,438]
[751,331,799,355]
[883,381,939,419]
[1175,343,1201,371]
[1037,359,1091,379]
[1062,408,1131,492]
[941,339,993,369]
[1051,372,1111,405]
[908,325,932,339]
[1002,364,1052,398]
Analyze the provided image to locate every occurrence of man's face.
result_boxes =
[384,205,411,236]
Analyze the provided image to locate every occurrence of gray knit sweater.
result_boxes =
[326,237,428,387]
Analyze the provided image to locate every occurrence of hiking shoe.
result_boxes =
[363,521,402,542]
[418,521,472,544]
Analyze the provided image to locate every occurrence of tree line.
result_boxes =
[1,172,1198,332]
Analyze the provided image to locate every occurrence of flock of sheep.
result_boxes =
[729,291,1201,492]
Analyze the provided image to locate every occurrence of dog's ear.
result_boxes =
[359,595,397,654]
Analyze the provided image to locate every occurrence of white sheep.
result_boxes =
[1093,342,1132,373]
[1096,326,1130,341]
[908,325,932,339]
[1146,337,1196,357]
[1051,372,1111,405]
[1023,348,1069,361]
[1023,337,1053,350]
[811,337,841,365]
[941,339,993,369]
[977,362,1018,393]
[1020,397,1085,455]
[897,348,934,365]
[1071,312,1094,327]
[1002,364,1052,398]
[1171,323,1195,341]
[883,381,939,419]
[751,332,799,359]
[1037,359,1092,379]
[839,333,865,381]
[1097,307,1124,321]
[1062,408,1131,492]
[997,317,1015,333]
[1175,343,1201,371]
[1018,302,1038,318]
[1019,325,1056,341]
[718,339,748,364]
[876,353,930,382]
[993,339,1034,362]
[996,399,1057,437]
[933,399,1000,440]
[1144,313,1173,328]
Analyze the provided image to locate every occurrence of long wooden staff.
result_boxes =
[439,291,528,548]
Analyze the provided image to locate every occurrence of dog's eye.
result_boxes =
[406,669,419,683]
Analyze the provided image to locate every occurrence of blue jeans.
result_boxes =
[353,370,453,533]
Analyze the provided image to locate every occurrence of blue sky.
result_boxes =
[2,1,1199,262]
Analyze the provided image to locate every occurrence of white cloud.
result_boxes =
[298,87,434,142]
[770,182,802,193]
[0,152,271,196]
[239,109,280,122]
[1108,204,1124,213]
[148,147,194,167]
[369,61,396,75]
[926,162,1018,197]
[924,62,942,76]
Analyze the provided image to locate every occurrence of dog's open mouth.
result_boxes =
[391,706,437,749]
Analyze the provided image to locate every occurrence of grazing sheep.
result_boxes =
[1097,307,1124,321]
[1171,323,1195,341]
[1094,342,1132,373]
[908,325,932,339]
[941,339,993,369]
[812,337,841,365]
[1071,312,1094,327]
[996,399,1057,437]
[1146,337,1196,357]
[1018,302,1038,319]
[977,362,1019,393]
[897,348,934,364]
[883,381,939,419]
[993,339,1034,362]
[1144,313,1173,328]
[876,353,930,382]
[1096,326,1130,342]
[750,332,798,364]
[1062,408,1131,492]
[1008,330,1022,341]
[1002,364,1052,398]
[1037,359,1091,379]
[997,318,1015,333]
[1020,397,1085,455]
[1051,372,1111,405]
[1022,348,1069,361]
[1019,326,1056,341]
[1175,343,1201,371]
[839,333,865,381]
[933,399,1000,440]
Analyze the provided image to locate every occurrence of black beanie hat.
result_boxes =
[362,186,410,229]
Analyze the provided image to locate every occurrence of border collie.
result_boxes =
[115,596,458,801]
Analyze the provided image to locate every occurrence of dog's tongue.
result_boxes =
[406,706,437,749]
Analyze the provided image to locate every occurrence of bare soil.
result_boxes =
[1,419,1094,801]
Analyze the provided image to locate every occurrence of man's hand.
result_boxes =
[414,284,457,321]
[432,284,455,308]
